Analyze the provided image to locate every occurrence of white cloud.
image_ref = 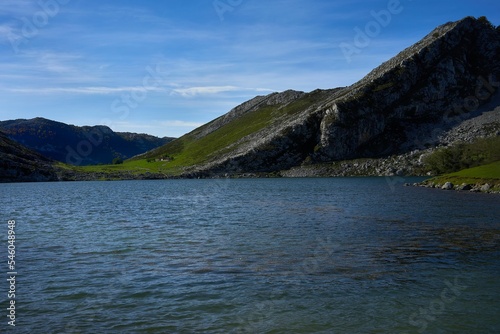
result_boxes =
[171,86,239,97]
[6,86,167,95]
[0,23,16,36]
[0,0,37,17]
[171,86,274,97]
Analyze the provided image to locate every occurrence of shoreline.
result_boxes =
[410,180,500,194]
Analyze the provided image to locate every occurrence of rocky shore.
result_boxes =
[412,180,500,194]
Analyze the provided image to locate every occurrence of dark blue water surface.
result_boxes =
[1,178,499,333]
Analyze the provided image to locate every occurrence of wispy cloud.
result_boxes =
[0,50,100,85]
[6,86,167,95]
[0,0,37,17]
[171,86,274,97]
[0,23,16,36]
[171,86,238,97]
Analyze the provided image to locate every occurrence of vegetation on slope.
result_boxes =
[419,136,500,191]
[423,136,500,175]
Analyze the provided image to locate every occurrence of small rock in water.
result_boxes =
[442,182,454,190]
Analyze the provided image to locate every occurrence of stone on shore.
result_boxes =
[442,182,454,190]
[458,183,472,191]
[481,184,492,192]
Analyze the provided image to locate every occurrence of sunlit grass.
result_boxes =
[449,160,500,179]
[426,161,500,187]
[74,159,183,177]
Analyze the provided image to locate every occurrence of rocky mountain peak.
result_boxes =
[142,16,500,177]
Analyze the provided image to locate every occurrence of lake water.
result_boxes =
[1,178,499,333]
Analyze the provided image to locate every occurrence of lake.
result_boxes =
[1,178,499,333]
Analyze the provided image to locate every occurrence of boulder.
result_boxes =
[442,182,454,190]
[481,184,492,192]
[458,183,472,191]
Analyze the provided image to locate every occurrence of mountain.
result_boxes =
[0,130,60,182]
[139,16,500,177]
[0,118,175,166]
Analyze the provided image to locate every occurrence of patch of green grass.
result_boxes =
[449,161,500,179]
[75,159,183,176]
[425,161,500,187]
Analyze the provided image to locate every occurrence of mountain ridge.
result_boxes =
[138,16,499,177]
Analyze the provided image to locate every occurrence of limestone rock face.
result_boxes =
[316,17,500,162]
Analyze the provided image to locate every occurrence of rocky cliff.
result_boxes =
[144,16,499,177]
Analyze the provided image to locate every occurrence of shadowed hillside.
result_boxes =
[0,118,174,166]
[0,131,60,182]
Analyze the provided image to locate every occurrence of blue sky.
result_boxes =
[1,0,499,137]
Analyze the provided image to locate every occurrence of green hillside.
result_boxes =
[450,161,500,179]
[131,89,335,173]
[73,90,333,177]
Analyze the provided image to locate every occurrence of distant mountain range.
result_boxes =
[1,16,499,182]
[0,118,174,166]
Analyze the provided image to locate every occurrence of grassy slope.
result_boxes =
[425,161,500,188]
[65,160,175,178]
[77,90,329,176]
